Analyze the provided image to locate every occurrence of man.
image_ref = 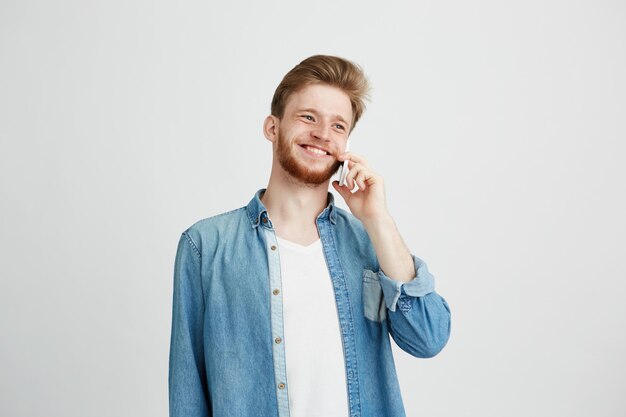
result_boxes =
[169,55,451,417]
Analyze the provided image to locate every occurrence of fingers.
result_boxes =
[338,152,366,189]
[338,152,371,170]
[345,162,372,190]
[337,151,379,191]
[355,171,367,190]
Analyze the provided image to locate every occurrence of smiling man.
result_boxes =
[168,55,451,417]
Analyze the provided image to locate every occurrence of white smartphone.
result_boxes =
[338,138,350,186]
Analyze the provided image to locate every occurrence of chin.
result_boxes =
[276,139,340,185]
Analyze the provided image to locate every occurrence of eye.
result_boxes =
[302,114,315,121]
[335,124,346,130]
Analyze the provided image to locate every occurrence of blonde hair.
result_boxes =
[271,55,371,132]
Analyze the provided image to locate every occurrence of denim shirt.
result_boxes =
[169,188,451,417]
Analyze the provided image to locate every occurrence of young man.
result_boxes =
[169,55,451,417]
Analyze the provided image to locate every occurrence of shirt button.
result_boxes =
[273,288,280,295]
[271,245,277,251]
[274,337,282,344]
[278,383,285,389]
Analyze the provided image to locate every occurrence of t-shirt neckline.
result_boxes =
[275,235,321,254]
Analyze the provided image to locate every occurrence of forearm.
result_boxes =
[363,212,415,283]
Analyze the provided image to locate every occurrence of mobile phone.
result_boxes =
[338,138,350,186]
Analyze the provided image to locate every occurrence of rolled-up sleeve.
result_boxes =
[378,255,451,358]
[168,232,211,417]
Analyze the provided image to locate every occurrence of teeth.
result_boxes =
[304,145,327,155]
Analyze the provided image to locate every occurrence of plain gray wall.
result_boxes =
[1,0,625,416]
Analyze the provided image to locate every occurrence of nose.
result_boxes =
[311,123,332,142]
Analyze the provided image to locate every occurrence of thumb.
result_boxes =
[332,180,350,200]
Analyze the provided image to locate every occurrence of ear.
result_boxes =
[263,115,279,143]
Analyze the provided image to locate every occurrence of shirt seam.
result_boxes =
[182,231,202,260]
[182,231,206,310]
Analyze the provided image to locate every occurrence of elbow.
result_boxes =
[420,310,452,358]
[393,333,448,359]
[389,305,451,358]
[416,331,450,358]
[404,325,450,358]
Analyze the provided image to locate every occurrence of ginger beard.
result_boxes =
[275,129,342,186]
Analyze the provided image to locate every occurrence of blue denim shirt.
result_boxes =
[169,188,451,417]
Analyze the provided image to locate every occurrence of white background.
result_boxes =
[1,1,625,416]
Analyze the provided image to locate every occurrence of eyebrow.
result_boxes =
[298,108,350,126]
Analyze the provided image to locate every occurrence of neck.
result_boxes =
[260,165,331,234]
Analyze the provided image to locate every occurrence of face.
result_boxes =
[270,83,353,186]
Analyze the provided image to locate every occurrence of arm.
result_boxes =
[332,152,451,358]
[378,255,451,358]
[364,214,451,358]
[168,232,211,416]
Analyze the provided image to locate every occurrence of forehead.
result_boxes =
[284,83,353,123]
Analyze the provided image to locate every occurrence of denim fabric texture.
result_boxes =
[169,188,451,417]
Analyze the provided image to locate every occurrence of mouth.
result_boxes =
[299,144,332,158]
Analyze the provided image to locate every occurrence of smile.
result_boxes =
[299,145,331,158]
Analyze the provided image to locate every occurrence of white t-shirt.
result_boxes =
[276,235,350,417]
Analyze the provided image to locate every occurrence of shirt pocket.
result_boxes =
[362,269,387,322]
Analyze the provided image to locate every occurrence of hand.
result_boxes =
[331,152,390,224]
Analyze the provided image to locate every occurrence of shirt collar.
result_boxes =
[246,188,338,228]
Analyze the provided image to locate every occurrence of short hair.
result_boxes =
[271,55,371,133]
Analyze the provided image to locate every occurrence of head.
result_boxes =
[271,55,371,134]
[264,55,370,187]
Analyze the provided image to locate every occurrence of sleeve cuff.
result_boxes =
[378,254,436,312]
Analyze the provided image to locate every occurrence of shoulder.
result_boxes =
[181,206,248,250]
